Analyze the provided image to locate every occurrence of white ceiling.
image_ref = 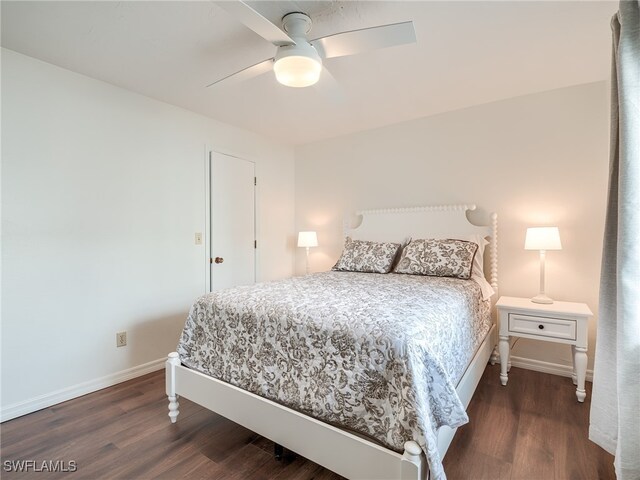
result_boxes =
[1,1,617,145]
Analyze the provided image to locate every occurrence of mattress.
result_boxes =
[177,271,491,479]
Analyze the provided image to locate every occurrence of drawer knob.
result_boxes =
[538,324,544,330]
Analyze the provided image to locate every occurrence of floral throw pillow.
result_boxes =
[393,238,478,279]
[332,237,401,274]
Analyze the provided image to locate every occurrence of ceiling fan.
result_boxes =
[208,1,416,90]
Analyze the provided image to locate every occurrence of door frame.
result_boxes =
[204,146,257,293]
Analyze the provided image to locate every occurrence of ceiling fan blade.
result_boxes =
[214,1,295,47]
[312,21,416,59]
[206,58,273,88]
[314,66,346,104]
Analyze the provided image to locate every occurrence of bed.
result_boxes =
[166,204,498,480]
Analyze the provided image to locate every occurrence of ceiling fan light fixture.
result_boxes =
[273,41,322,88]
[274,55,321,87]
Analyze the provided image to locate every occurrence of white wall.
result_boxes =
[1,49,295,417]
[295,81,609,373]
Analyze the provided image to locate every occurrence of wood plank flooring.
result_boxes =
[442,365,615,480]
[0,364,614,479]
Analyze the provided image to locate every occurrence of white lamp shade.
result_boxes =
[274,56,321,88]
[525,227,562,251]
[297,231,318,248]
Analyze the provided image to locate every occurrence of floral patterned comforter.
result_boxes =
[177,271,491,479]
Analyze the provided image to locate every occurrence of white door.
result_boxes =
[210,151,255,290]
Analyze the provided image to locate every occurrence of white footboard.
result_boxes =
[165,353,426,480]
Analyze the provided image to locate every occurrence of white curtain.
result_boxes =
[589,2,640,479]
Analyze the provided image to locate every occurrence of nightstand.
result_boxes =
[496,296,593,402]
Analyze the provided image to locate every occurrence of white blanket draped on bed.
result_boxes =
[177,271,491,479]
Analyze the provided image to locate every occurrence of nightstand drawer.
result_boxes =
[508,313,576,341]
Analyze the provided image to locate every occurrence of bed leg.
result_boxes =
[401,441,426,480]
[166,352,180,423]
[274,443,284,460]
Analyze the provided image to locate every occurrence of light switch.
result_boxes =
[195,232,203,245]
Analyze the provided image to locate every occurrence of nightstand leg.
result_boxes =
[575,347,587,402]
[571,345,577,385]
[499,335,510,386]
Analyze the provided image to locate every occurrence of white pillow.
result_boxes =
[466,234,495,300]
[467,234,488,277]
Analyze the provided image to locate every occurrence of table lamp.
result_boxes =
[525,227,562,304]
[298,231,318,274]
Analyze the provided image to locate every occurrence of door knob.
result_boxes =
[214,257,224,264]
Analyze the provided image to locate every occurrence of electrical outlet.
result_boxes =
[116,331,127,347]
[195,232,203,245]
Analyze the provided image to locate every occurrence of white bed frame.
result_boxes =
[166,204,498,480]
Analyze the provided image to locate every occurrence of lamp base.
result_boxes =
[531,294,554,304]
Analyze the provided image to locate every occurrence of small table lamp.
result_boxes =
[298,231,318,274]
[525,227,562,304]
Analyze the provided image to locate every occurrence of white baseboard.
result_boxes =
[0,358,165,423]
[490,351,593,382]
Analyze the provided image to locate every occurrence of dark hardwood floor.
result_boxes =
[0,365,614,479]
[442,365,615,480]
